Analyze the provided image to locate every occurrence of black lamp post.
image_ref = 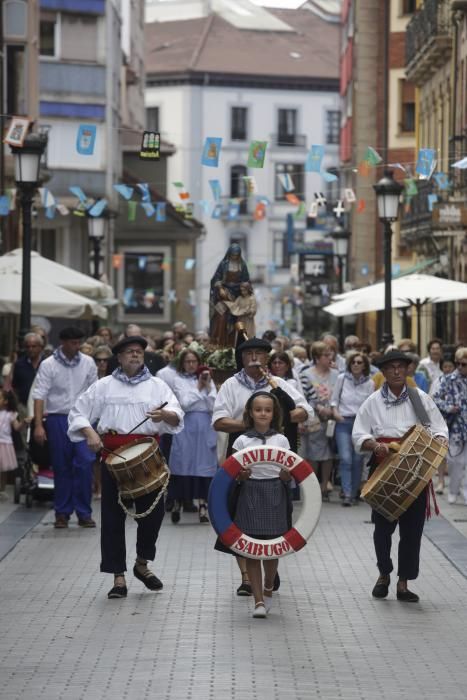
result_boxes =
[87,214,108,334]
[10,133,48,344]
[328,223,351,350]
[309,283,322,339]
[373,170,404,347]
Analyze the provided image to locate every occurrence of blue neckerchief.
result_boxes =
[244,428,278,444]
[345,370,370,386]
[235,368,269,391]
[112,365,152,385]
[53,347,81,368]
[381,382,409,407]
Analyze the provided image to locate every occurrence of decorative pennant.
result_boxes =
[361,264,369,276]
[112,254,123,269]
[243,176,257,195]
[388,162,409,173]
[253,202,266,220]
[256,195,270,205]
[56,203,69,216]
[0,195,11,216]
[415,148,436,177]
[69,186,88,204]
[137,183,151,202]
[201,137,222,167]
[139,131,160,160]
[357,199,366,214]
[114,184,134,200]
[344,188,356,203]
[293,201,306,219]
[333,200,345,218]
[184,259,196,271]
[307,201,318,218]
[184,202,194,219]
[433,172,451,190]
[128,201,137,222]
[321,170,338,182]
[357,161,370,177]
[247,140,267,168]
[277,173,295,192]
[198,200,211,214]
[88,199,108,217]
[452,156,467,169]
[427,194,438,211]
[156,202,167,222]
[7,189,16,211]
[167,289,177,302]
[364,146,383,166]
[76,124,97,156]
[227,200,240,220]
[305,144,325,173]
[178,191,190,201]
[209,179,222,200]
[404,178,418,197]
[285,193,300,205]
[38,187,55,208]
[211,203,223,219]
[141,202,155,217]
[45,205,56,219]
[314,192,327,207]
[138,256,147,270]
[187,290,196,307]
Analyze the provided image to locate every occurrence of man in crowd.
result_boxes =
[352,350,448,603]
[107,323,166,376]
[12,332,45,409]
[67,336,184,599]
[33,326,98,529]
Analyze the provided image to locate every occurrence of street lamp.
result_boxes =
[10,133,48,344]
[328,223,351,349]
[373,169,404,347]
[87,215,107,281]
[309,283,322,339]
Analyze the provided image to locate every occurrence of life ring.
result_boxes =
[208,446,321,560]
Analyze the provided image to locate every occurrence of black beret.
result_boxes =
[376,350,412,369]
[237,337,272,353]
[112,335,148,355]
[59,326,85,341]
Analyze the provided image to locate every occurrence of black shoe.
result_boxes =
[342,497,352,507]
[321,492,330,502]
[133,565,163,591]
[397,589,419,602]
[171,510,180,524]
[183,501,198,513]
[372,575,390,598]
[165,499,174,512]
[107,585,127,599]
[199,506,209,523]
[273,572,280,591]
[236,582,252,596]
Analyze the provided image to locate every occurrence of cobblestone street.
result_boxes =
[1,491,467,700]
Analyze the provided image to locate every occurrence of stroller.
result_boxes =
[14,425,54,507]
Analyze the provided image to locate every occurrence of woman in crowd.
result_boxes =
[93,345,113,380]
[267,351,304,455]
[169,349,218,523]
[299,341,339,501]
[331,351,375,506]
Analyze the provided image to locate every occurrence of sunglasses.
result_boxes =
[456,361,467,367]
[351,360,364,365]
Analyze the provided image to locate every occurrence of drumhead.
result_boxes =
[108,440,154,463]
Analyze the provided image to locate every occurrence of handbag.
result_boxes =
[325,419,336,438]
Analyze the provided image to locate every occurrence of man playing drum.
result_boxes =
[352,350,448,603]
[68,336,184,599]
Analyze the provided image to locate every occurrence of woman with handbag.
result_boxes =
[331,352,375,506]
[299,342,338,501]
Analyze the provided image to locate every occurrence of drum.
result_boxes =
[361,424,448,522]
[105,438,169,501]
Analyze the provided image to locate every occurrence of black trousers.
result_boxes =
[372,487,426,581]
[100,463,165,574]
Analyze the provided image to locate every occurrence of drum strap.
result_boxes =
[407,388,430,428]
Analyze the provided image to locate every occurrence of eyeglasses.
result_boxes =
[456,361,467,367]
[95,358,108,363]
[351,360,364,365]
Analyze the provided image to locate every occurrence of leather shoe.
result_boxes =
[133,565,163,590]
[372,575,390,598]
[107,585,127,599]
[54,514,68,529]
[397,589,419,602]
[78,517,96,528]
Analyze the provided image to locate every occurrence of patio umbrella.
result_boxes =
[0,249,114,301]
[0,270,108,319]
[323,274,467,349]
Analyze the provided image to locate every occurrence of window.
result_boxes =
[274,163,304,201]
[60,13,97,61]
[325,110,340,144]
[146,107,159,132]
[118,246,170,323]
[31,228,56,261]
[40,14,57,57]
[230,165,248,214]
[278,109,297,145]
[231,107,248,141]
[400,80,415,133]
[401,0,416,14]
[6,45,26,114]
[273,231,290,269]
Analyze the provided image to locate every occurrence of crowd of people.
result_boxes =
[0,320,465,615]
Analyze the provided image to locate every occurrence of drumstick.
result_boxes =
[259,366,278,390]
[101,446,127,461]
[126,401,169,435]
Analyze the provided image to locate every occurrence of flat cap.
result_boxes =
[237,337,272,353]
[59,326,85,341]
[112,335,148,355]
[376,350,412,369]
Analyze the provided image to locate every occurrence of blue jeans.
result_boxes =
[335,418,363,498]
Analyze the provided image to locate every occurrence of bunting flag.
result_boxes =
[415,148,436,177]
[433,172,450,189]
[45,205,56,220]
[209,179,222,200]
[364,146,383,166]
[243,176,257,195]
[333,200,345,218]
[211,203,223,219]
[314,192,327,207]
[184,259,196,270]
[76,124,97,156]
[227,200,240,219]
[307,201,318,218]
[293,201,306,219]
[357,161,370,177]
[344,188,356,203]
[128,201,137,221]
[285,193,300,205]
[277,173,295,191]
[141,202,155,217]
[69,186,88,204]
[38,188,55,208]
[56,203,69,216]
[253,202,266,220]
[112,254,123,269]
[137,183,151,203]
[404,178,418,197]
[256,195,270,205]
[167,289,177,302]
[156,202,167,222]
[427,194,438,211]
[357,199,366,214]
[88,199,108,217]
[247,140,267,168]
[201,137,222,167]
[452,156,467,169]
[321,170,338,182]
[114,184,134,200]
[305,145,325,173]
[198,200,211,214]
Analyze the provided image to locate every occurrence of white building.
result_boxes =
[145,2,340,332]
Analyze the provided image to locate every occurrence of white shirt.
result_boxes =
[352,386,448,453]
[171,374,217,412]
[331,373,375,417]
[232,433,290,478]
[212,375,314,425]
[419,357,442,384]
[32,353,97,414]
[67,375,184,442]
[156,364,178,390]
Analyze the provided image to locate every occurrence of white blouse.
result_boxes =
[232,433,290,479]
[171,374,217,413]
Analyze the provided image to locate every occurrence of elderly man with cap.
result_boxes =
[32,326,98,529]
[212,336,313,595]
[67,335,184,599]
[352,350,448,603]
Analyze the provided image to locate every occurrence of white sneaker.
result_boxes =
[264,595,273,613]
[448,493,457,505]
[253,603,267,618]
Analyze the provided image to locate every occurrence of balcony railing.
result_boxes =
[400,180,434,242]
[405,0,452,85]
[270,133,307,148]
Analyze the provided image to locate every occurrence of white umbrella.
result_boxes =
[0,270,108,319]
[0,249,114,301]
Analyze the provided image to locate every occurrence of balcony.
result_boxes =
[270,133,307,149]
[405,0,452,86]
[400,180,434,243]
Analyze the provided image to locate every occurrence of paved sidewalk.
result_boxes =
[1,493,467,700]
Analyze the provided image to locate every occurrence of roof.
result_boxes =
[144,9,339,82]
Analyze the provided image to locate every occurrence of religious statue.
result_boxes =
[209,244,255,347]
